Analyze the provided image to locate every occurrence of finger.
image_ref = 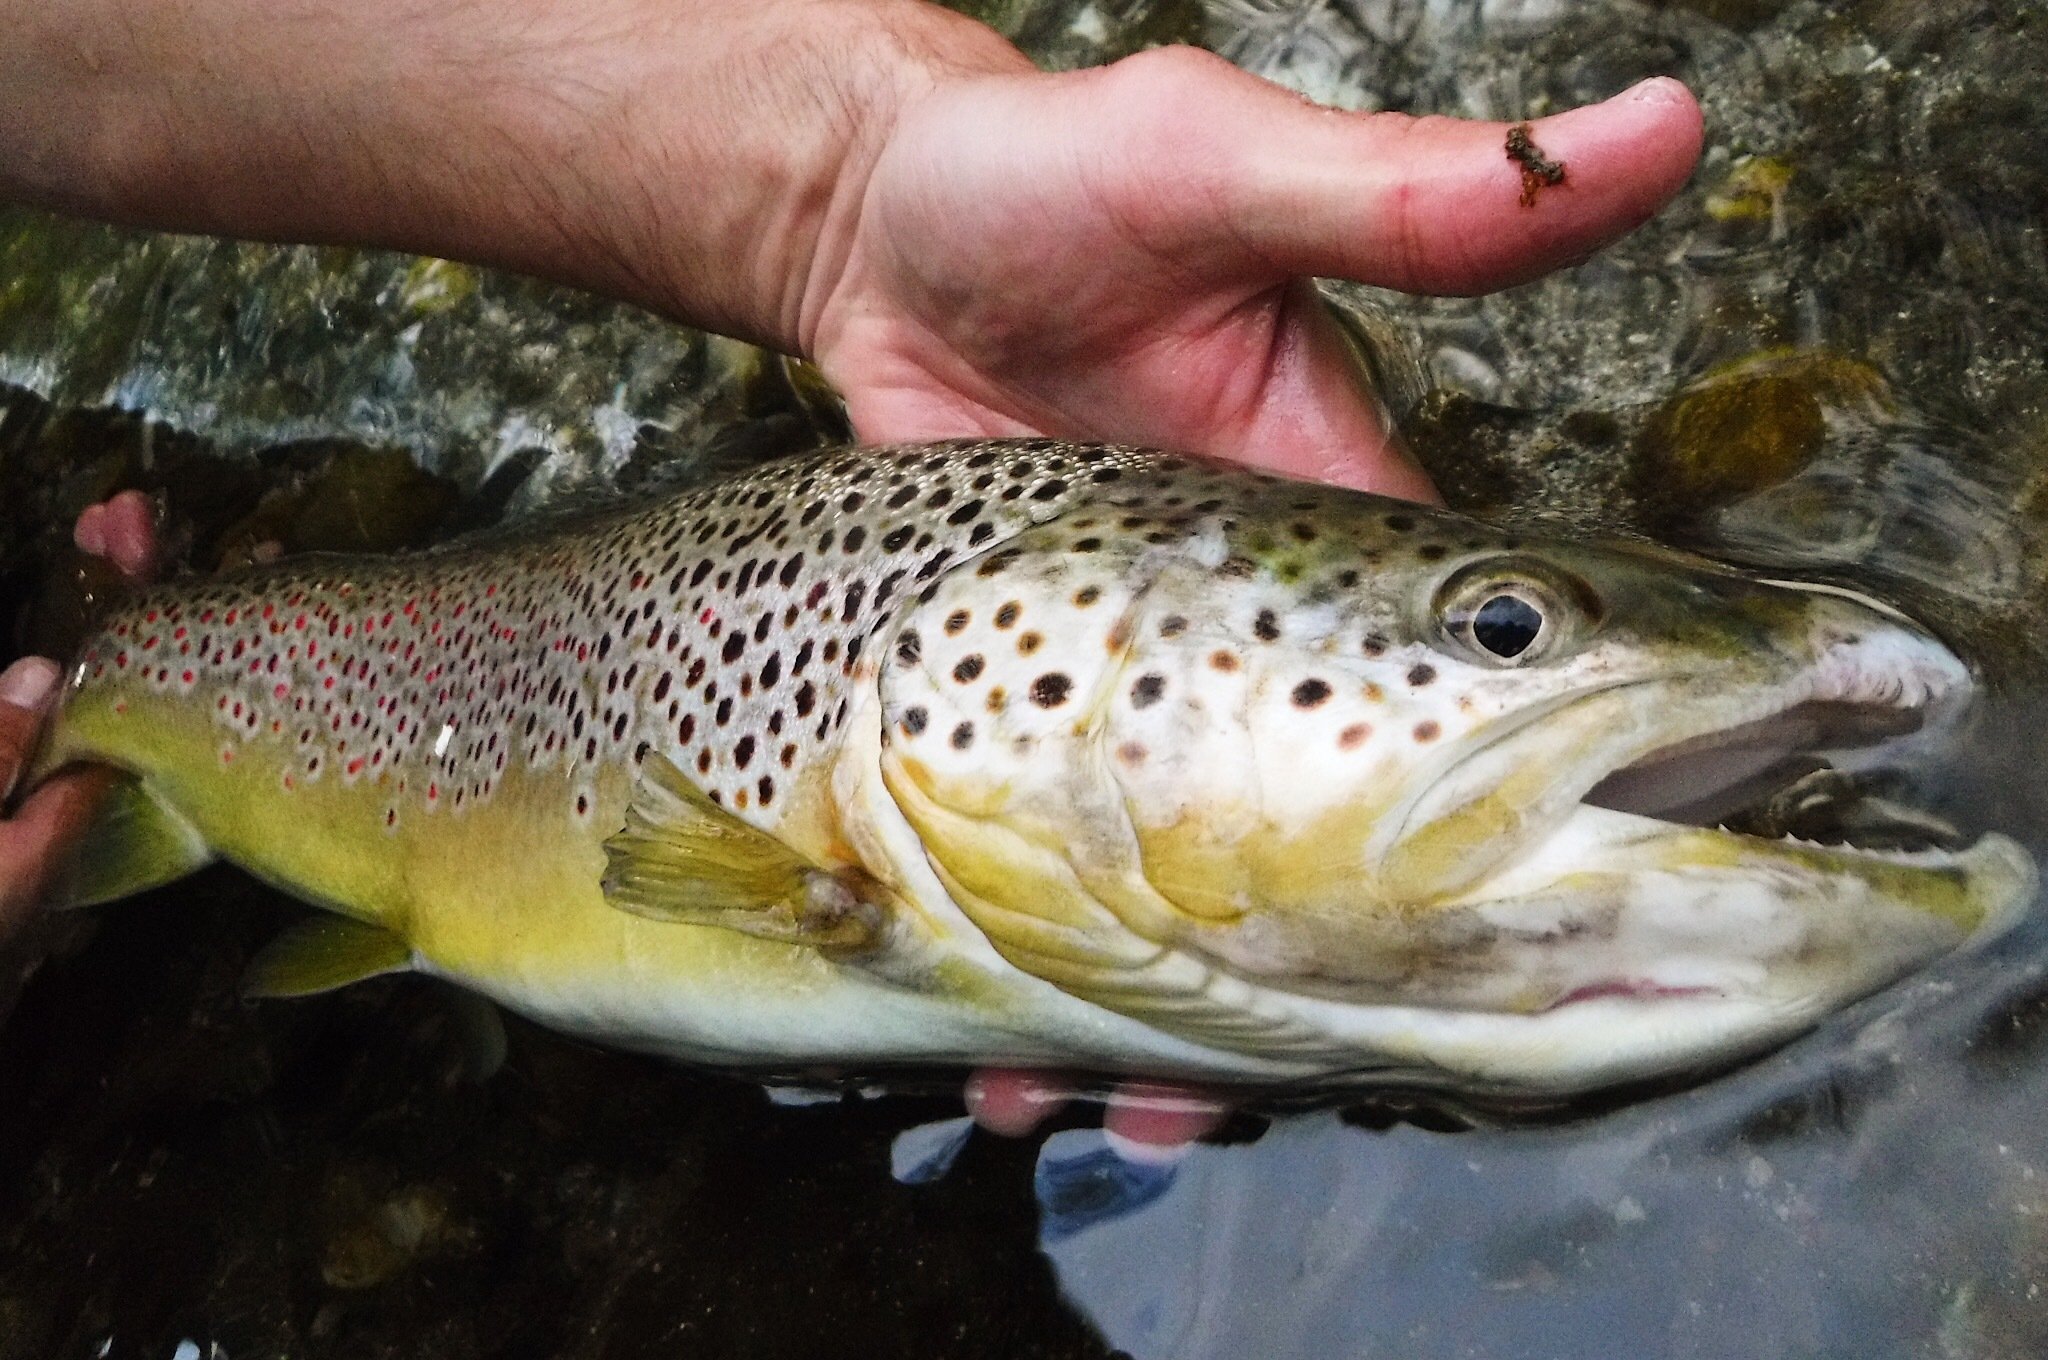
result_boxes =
[1252,75,1701,293]
[1173,279,1443,501]
[0,766,116,931]
[1116,50,1701,295]
[75,490,160,583]
[0,658,60,801]
[1100,1081,1229,1164]
[962,1066,1075,1137]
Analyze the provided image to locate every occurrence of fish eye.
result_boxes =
[1434,561,1591,667]
[1471,593,1544,659]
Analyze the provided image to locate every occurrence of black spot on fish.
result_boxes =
[1131,674,1165,708]
[1407,664,1436,687]
[1292,678,1332,708]
[1254,610,1280,642]
[953,655,985,683]
[951,721,975,750]
[1030,673,1073,707]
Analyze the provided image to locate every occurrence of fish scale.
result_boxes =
[73,440,1194,838]
[38,438,2031,1093]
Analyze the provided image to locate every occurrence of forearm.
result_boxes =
[0,0,1027,349]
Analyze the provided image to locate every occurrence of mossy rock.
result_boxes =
[1633,349,1894,511]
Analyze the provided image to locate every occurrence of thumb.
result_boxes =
[1165,58,1703,295]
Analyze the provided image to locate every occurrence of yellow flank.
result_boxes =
[46,677,848,1011]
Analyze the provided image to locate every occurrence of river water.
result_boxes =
[2,1,2046,1356]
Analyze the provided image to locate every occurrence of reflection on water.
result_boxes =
[4,0,2048,1356]
[1032,920,2048,1358]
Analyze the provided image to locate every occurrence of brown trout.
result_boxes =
[32,440,2034,1093]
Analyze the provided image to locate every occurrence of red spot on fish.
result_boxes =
[346,758,365,776]
[274,683,288,699]
[182,670,195,685]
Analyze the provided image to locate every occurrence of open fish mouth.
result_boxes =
[1582,698,1969,863]
[1453,628,2038,1023]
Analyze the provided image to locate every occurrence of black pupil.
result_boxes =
[1472,594,1543,658]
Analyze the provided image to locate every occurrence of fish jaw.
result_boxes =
[873,483,2035,1092]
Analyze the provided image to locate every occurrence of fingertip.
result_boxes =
[104,490,160,582]
[1100,1082,1228,1162]
[963,1066,1073,1137]
[73,503,107,556]
[0,657,60,714]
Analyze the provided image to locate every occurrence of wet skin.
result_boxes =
[0,0,1705,1146]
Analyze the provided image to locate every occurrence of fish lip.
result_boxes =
[1385,604,2012,929]
[1543,979,1719,1012]
[1577,635,1979,867]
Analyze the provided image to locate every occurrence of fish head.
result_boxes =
[874,475,2033,1091]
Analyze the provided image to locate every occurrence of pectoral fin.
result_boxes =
[600,753,879,952]
[50,773,213,909]
[244,915,414,998]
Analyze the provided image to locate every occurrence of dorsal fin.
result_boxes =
[600,752,880,952]
[244,915,413,998]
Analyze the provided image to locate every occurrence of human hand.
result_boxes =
[809,48,1699,1145]
[0,492,157,947]
[808,47,1702,500]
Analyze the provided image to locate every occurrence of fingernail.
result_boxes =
[1621,75,1688,105]
[0,657,60,712]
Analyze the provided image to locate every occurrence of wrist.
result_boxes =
[572,0,1033,353]
[0,0,1030,357]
